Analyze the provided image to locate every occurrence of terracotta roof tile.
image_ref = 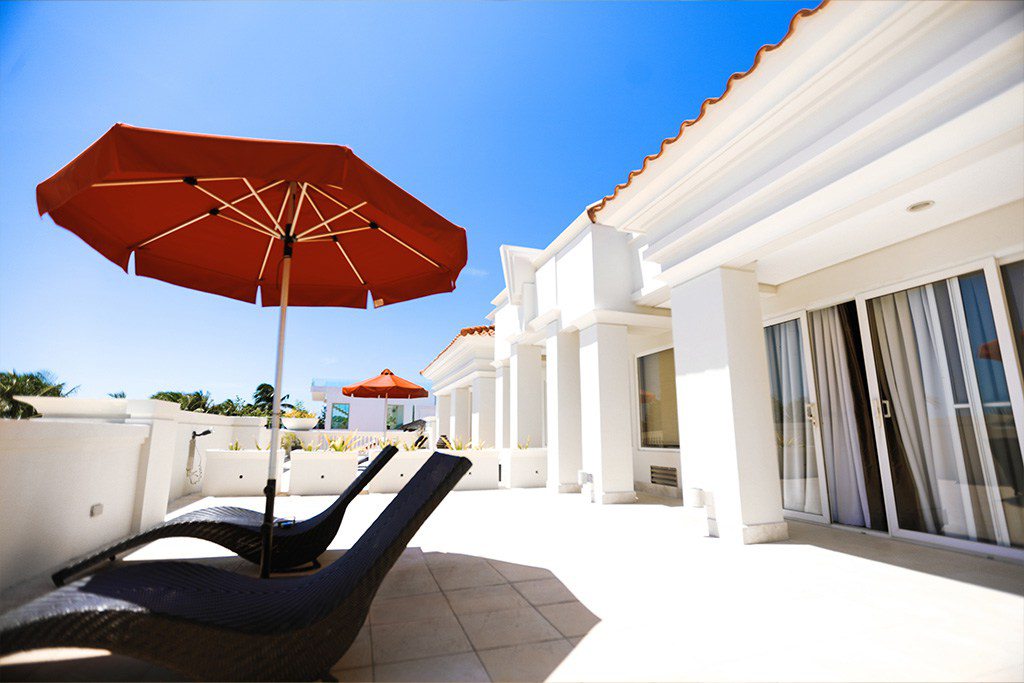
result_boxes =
[422,325,495,374]
[587,0,830,222]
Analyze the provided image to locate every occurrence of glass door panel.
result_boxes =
[866,271,1024,548]
[807,302,888,531]
[765,318,824,517]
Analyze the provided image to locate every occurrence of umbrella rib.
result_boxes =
[190,183,276,234]
[287,183,308,235]
[301,227,372,241]
[215,212,280,239]
[257,235,275,281]
[308,184,374,226]
[305,190,367,285]
[133,180,284,249]
[244,178,283,234]
[334,241,366,285]
[294,199,369,240]
[93,177,243,188]
[378,228,441,268]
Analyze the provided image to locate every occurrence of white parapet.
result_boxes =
[0,419,149,590]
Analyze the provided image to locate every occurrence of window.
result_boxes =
[330,403,350,430]
[1000,260,1024,379]
[387,404,404,430]
[637,349,680,448]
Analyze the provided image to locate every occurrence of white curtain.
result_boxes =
[870,287,967,536]
[809,307,871,527]
[765,320,821,515]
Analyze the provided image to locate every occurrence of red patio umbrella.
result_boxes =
[37,124,467,577]
[343,368,428,433]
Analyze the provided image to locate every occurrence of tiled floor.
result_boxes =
[0,548,595,682]
[1,487,1022,682]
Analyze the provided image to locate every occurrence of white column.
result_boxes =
[509,343,544,449]
[450,386,471,445]
[579,323,635,504]
[125,400,181,531]
[494,361,511,449]
[545,326,582,493]
[670,267,788,544]
[471,375,496,448]
[436,393,452,441]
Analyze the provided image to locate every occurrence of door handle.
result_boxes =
[880,399,892,419]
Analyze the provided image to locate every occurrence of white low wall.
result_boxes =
[0,419,150,590]
[288,451,359,495]
[369,450,500,493]
[499,448,548,488]
[203,449,283,497]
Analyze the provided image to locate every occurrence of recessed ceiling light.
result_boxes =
[906,200,935,213]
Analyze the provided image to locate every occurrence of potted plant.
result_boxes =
[281,403,318,431]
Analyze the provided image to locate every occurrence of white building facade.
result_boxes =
[421,326,497,448]
[310,380,435,431]
[474,1,1024,559]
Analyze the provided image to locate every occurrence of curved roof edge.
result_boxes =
[587,0,831,223]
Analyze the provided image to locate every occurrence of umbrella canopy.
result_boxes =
[37,124,467,307]
[37,124,467,578]
[342,368,428,399]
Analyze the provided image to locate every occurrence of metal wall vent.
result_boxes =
[650,465,678,487]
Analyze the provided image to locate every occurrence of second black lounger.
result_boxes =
[2,452,472,681]
[52,445,399,586]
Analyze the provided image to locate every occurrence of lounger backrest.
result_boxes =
[298,445,399,530]
[307,452,471,613]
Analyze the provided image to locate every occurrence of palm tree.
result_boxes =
[252,383,293,414]
[0,371,78,419]
[149,390,214,413]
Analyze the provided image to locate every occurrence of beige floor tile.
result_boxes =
[486,559,554,583]
[445,583,531,616]
[477,639,573,683]
[374,652,490,682]
[512,578,575,606]
[335,665,374,682]
[371,614,472,664]
[424,552,482,569]
[376,564,440,599]
[371,591,455,625]
[333,625,372,670]
[431,562,507,592]
[457,606,563,651]
[537,601,599,638]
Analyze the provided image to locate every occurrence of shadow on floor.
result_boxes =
[0,549,597,682]
[783,519,1024,596]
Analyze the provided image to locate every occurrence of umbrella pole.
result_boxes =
[260,238,295,579]
[383,395,389,439]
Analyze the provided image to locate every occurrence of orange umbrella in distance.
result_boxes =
[343,369,428,433]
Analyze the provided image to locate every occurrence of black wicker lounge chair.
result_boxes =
[1,451,471,682]
[52,445,400,586]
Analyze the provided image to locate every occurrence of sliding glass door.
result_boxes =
[764,316,828,520]
[864,268,1024,550]
[807,303,889,531]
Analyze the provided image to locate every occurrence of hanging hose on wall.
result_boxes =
[186,429,213,486]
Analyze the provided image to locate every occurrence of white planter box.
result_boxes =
[368,450,432,493]
[439,449,500,490]
[289,451,359,495]
[368,449,501,493]
[204,449,281,497]
[499,448,547,488]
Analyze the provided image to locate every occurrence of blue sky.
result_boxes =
[0,1,816,404]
